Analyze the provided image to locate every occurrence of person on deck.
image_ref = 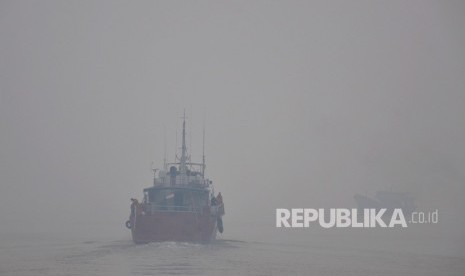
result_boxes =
[210,195,217,206]
[130,198,139,218]
[216,192,223,205]
[216,192,225,215]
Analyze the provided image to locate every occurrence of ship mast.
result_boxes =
[202,118,206,176]
[180,111,188,175]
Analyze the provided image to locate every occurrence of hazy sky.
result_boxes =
[1,0,464,252]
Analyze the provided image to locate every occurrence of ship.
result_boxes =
[354,190,416,218]
[125,114,225,243]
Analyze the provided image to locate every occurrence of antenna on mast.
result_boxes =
[189,113,192,163]
[202,113,206,176]
[163,124,167,171]
[180,109,187,175]
[174,128,178,163]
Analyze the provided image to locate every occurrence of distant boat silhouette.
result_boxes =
[354,190,416,218]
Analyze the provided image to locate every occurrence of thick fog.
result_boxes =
[1,1,464,255]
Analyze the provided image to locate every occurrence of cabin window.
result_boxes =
[147,189,208,211]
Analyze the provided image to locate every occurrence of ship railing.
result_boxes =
[143,203,204,213]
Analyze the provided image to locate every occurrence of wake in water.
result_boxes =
[2,235,464,276]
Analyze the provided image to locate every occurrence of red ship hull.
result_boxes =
[130,207,218,243]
